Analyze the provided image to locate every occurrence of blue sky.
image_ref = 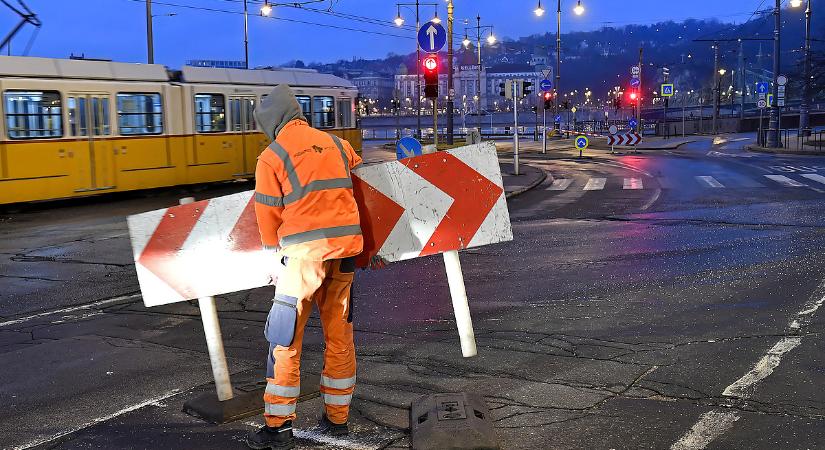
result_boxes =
[0,0,769,68]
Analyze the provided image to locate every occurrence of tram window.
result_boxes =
[3,90,63,139]
[337,98,353,128]
[296,96,311,124]
[194,94,226,133]
[117,93,163,135]
[312,96,335,129]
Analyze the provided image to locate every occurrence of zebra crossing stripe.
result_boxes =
[547,179,573,191]
[696,176,725,188]
[800,174,825,185]
[623,178,643,190]
[764,175,806,187]
[583,178,607,191]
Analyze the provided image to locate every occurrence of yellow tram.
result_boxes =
[0,56,361,204]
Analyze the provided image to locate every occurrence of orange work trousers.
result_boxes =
[263,257,356,427]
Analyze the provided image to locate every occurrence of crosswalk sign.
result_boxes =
[661,83,674,97]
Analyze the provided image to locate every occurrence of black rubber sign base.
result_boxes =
[411,392,499,450]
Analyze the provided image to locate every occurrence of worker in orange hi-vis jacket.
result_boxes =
[246,84,385,450]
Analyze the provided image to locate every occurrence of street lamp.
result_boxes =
[533,0,586,131]
[791,0,812,136]
[464,16,494,132]
[260,1,272,16]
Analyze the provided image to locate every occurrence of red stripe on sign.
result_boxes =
[352,173,405,268]
[228,195,262,252]
[137,201,207,298]
[405,153,503,257]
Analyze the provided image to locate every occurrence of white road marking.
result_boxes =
[0,293,142,328]
[764,174,806,187]
[641,188,662,211]
[695,176,725,188]
[11,389,182,450]
[623,178,644,190]
[243,421,377,450]
[583,178,606,191]
[800,173,825,185]
[670,411,740,450]
[547,179,573,191]
[670,287,825,449]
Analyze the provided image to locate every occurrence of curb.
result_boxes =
[505,165,548,199]
[746,145,825,156]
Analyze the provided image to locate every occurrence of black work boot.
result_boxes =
[245,421,295,449]
[318,414,349,436]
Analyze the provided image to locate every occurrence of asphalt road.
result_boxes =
[1,134,824,449]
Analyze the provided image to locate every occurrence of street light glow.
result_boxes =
[432,11,441,24]
[790,0,802,6]
[573,0,584,15]
[394,15,404,26]
[463,33,471,47]
[718,68,726,76]
[534,0,545,17]
[260,1,272,16]
[487,34,496,45]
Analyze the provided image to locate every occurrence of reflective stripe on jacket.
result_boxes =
[255,120,364,260]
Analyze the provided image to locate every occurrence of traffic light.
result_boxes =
[627,90,638,107]
[521,81,533,98]
[499,80,514,99]
[499,82,506,97]
[423,55,438,99]
[543,91,553,110]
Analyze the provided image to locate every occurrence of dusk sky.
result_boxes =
[0,0,769,68]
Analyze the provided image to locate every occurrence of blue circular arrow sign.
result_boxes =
[417,21,447,53]
[396,136,423,160]
[628,118,638,129]
[540,79,553,91]
[630,78,641,88]
[575,135,589,150]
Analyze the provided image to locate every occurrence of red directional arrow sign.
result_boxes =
[128,142,512,307]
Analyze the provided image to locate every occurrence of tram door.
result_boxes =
[229,96,263,176]
[67,94,115,192]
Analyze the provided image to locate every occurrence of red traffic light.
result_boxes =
[423,56,438,71]
[543,92,553,100]
[629,92,638,100]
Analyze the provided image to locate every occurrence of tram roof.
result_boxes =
[0,56,170,81]
[179,66,355,89]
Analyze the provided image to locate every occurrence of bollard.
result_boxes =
[442,250,477,357]
[179,197,233,401]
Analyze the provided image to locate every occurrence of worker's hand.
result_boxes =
[368,255,389,270]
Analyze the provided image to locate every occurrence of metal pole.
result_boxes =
[767,0,781,147]
[446,0,455,144]
[554,0,561,131]
[712,42,719,134]
[146,0,154,64]
[243,0,250,69]
[476,15,482,134]
[543,107,547,153]
[800,0,812,137]
[514,82,520,176]
[416,0,422,139]
[682,104,686,137]
[638,46,643,126]
[179,198,233,401]
[433,98,438,147]
[739,39,745,120]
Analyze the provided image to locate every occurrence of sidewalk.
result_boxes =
[748,135,825,155]
[496,136,697,156]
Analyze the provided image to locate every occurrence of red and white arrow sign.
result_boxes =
[607,132,642,146]
[128,142,512,307]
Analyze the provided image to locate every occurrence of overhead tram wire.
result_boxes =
[121,0,415,40]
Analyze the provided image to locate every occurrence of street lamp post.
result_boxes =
[446,0,454,144]
[534,0,585,132]
[792,0,813,137]
[242,0,273,70]
[463,20,495,134]
[395,2,440,140]
[767,0,782,147]
[146,0,153,64]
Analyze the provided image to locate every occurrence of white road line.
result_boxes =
[583,178,606,191]
[764,174,806,187]
[800,173,825,185]
[0,293,142,328]
[641,188,662,211]
[547,179,573,191]
[695,176,725,188]
[623,178,644,190]
[670,411,740,450]
[11,389,182,450]
[670,287,825,450]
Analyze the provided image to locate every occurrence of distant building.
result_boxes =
[186,59,246,69]
[486,63,543,109]
[352,76,394,109]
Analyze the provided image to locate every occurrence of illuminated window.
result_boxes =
[117,93,162,135]
[194,94,226,133]
[312,96,335,129]
[4,90,62,139]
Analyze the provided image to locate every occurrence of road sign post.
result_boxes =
[513,83,520,176]
[574,135,589,158]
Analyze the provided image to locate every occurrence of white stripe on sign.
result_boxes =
[547,179,573,191]
[623,178,643,190]
[696,176,725,188]
[670,285,825,450]
[800,173,825,185]
[670,411,740,450]
[764,174,806,187]
[583,178,606,191]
